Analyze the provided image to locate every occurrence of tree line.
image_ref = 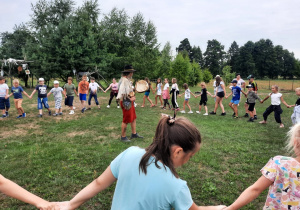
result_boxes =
[0,0,299,87]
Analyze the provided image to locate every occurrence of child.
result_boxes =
[153,78,163,107]
[196,82,213,115]
[141,77,155,108]
[179,83,196,114]
[87,77,104,110]
[162,78,171,110]
[224,123,300,209]
[105,78,119,108]
[63,77,78,115]
[6,79,30,118]
[55,116,225,210]
[30,78,51,117]
[47,81,66,116]
[170,78,179,111]
[78,74,89,113]
[290,87,300,125]
[210,76,226,116]
[0,174,58,209]
[245,84,262,122]
[225,80,247,118]
[259,85,290,128]
[0,76,10,118]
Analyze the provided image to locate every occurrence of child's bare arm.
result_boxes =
[47,92,52,97]
[241,90,247,97]
[23,91,31,98]
[189,202,226,210]
[5,93,13,99]
[261,94,270,103]
[190,92,197,98]
[224,176,273,210]
[30,89,37,97]
[206,91,212,96]
[104,84,112,92]
[280,96,290,108]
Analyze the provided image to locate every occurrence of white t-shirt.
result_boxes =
[236,78,245,88]
[217,81,225,92]
[270,93,282,105]
[89,82,100,92]
[171,83,179,91]
[50,87,63,98]
[163,83,169,91]
[185,89,191,99]
[0,83,9,97]
[157,83,162,94]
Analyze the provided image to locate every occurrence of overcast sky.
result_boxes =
[1,0,300,59]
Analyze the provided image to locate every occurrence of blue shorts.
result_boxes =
[144,91,150,96]
[0,97,10,109]
[79,93,87,101]
[185,98,189,101]
[37,97,50,110]
[231,99,240,105]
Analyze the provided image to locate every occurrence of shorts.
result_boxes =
[121,101,137,124]
[79,93,87,101]
[54,97,62,109]
[200,100,207,106]
[144,91,150,96]
[248,103,255,111]
[217,92,225,98]
[157,91,162,96]
[0,97,10,109]
[230,99,240,105]
[185,98,189,101]
[37,97,50,110]
[65,96,74,106]
[14,99,23,109]
[245,99,249,105]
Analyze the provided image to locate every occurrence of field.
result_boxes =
[0,81,299,209]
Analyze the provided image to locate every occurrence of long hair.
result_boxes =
[216,76,222,87]
[287,123,300,156]
[139,116,201,178]
[157,78,161,85]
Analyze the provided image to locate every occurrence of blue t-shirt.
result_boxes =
[231,86,241,101]
[110,146,193,210]
[35,85,48,98]
[11,86,24,99]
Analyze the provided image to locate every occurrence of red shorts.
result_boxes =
[120,101,136,124]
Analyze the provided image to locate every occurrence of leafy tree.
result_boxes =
[202,68,213,83]
[227,41,239,73]
[188,60,202,86]
[169,53,190,86]
[281,50,296,79]
[190,46,204,67]
[222,65,235,86]
[157,42,172,78]
[236,41,256,78]
[203,39,225,76]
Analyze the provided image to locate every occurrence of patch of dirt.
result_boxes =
[105,126,116,130]
[66,131,87,137]
[0,128,28,139]
[93,135,106,140]
[109,132,120,139]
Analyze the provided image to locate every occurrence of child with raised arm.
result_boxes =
[63,77,78,115]
[225,123,300,209]
[105,78,119,108]
[0,174,58,210]
[55,116,225,210]
[259,85,290,128]
[290,87,300,125]
[162,78,171,110]
[5,79,30,118]
[196,82,213,115]
[47,81,66,116]
[179,83,196,114]
[0,76,10,118]
[30,78,51,117]
[78,74,89,113]
[87,77,104,110]
[225,80,247,118]
[153,78,163,107]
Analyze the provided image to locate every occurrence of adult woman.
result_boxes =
[210,76,226,115]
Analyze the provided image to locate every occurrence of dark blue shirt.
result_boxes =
[232,86,241,101]
[35,85,48,98]
[11,86,24,99]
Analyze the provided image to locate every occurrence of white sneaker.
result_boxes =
[196,111,201,114]
[203,113,208,116]
[117,106,120,108]
[188,111,193,114]
[69,110,74,115]
[73,106,76,110]
[180,110,186,113]
[107,105,110,108]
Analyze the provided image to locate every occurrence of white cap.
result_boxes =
[53,80,59,84]
[215,75,220,78]
[39,78,44,81]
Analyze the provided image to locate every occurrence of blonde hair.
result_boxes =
[295,87,300,92]
[200,82,206,88]
[272,85,279,91]
[13,79,19,84]
[287,123,300,156]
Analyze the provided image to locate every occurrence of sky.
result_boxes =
[1,0,300,59]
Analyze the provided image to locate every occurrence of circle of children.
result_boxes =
[1,72,300,210]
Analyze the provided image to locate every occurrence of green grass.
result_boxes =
[0,84,297,209]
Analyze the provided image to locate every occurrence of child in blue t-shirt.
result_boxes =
[226,80,246,118]
[5,79,30,118]
[30,78,51,117]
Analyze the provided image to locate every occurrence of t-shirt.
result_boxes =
[261,156,300,210]
[157,83,162,94]
[295,98,300,106]
[217,81,225,92]
[185,89,191,99]
[163,83,169,91]
[111,83,118,93]
[270,93,282,105]
[78,81,89,94]
[171,83,179,91]
[201,88,207,101]
[35,85,47,98]
[89,82,100,93]
[231,86,241,101]
[63,83,76,96]
[50,87,63,99]
[11,86,24,99]
[236,78,245,88]
[0,83,9,97]
[110,146,193,210]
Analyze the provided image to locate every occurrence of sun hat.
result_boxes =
[122,65,136,73]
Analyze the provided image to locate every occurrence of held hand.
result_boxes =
[287,105,291,108]
[36,201,59,210]
[77,94,79,97]
[260,101,263,104]
[214,205,227,210]
[52,201,71,210]
[29,96,32,99]
[212,95,216,98]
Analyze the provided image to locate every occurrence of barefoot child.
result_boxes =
[78,75,89,113]
[105,78,119,108]
[290,87,300,125]
[224,123,300,210]
[63,77,78,115]
[196,82,213,115]
[153,78,163,107]
[87,77,104,110]
[55,116,225,210]
[170,78,179,111]
[47,81,66,116]
[179,83,196,114]
[259,85,290,128]
[141,77,154,107]
[225,80,247,118]
[0,76,10,118]
[162,78,171,110]
[245,84,262,122]
[5,79,30,118]
[30,78,51,117]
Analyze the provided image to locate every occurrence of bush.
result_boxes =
[203,68,213,83]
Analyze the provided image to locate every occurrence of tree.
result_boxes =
[202,69,213,83]
[222,65,235,86]
[236,41,256,78]
[176,38,192,61]
[281,50,296,79]
[157,42,172,78]
[190,46,204,67]
[203,39,225,76]
[169,53,190,86]
[188,60,202,86]
[227,41,239,73]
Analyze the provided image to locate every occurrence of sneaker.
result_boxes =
[1,114,6,118]
[81,108,85,113]
[188,111,193,114]
[38,114,43,118]
[248,118,254,122]
[180,110,186,113]
[87,107,91,110]
[254,115,257,120]
[232,113,235,116]
[16,115,22,118]
[5,112,9,117]
[120,136,131,142]
[196,111,201,114]
[210,111,216,115]
[59,112,63,115]
[73,106,76,110]
[117,106,120,109]
[22,113,26,118]
[53,113,58,116]
[221,112,226,116]
[130,133,144,139]
[69,110,74,115]
[244,113,249,118]
[48,111,51,116]
[107,105,110,108]
[233,116,238,119]
[84,107,87,111]
[203,113,208,116]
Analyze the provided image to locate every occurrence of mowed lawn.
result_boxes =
[0,81,298,209]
